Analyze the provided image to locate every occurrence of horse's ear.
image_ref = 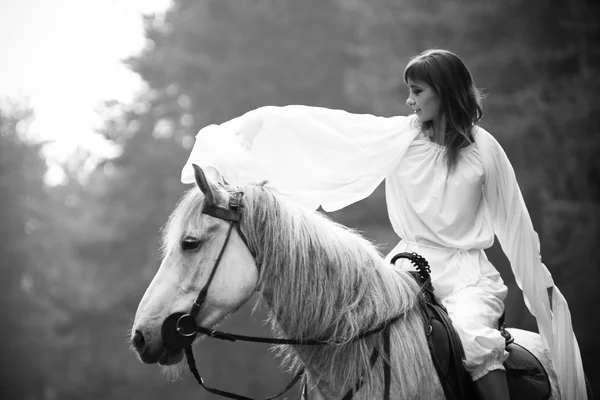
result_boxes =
[203,166,224,185]
[193,164,216,206]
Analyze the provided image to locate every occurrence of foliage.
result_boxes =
[0,104,77,399]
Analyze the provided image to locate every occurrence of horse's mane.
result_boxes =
[240,183,437,397]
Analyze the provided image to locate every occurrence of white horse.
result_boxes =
[131,166,559,399]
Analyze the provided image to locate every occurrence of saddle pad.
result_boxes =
[504,342,551,400]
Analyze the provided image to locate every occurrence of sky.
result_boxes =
[0,0,172,172]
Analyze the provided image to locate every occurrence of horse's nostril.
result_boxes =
[132,330,146,353]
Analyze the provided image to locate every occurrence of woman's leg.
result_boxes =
[441,279,509,399]
[474,369,510,400]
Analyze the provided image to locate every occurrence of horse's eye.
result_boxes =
[181,237,201,251]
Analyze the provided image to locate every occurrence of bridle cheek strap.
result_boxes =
[189,221,235,319]
[190,193,251,320]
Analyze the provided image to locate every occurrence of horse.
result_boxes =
[131,165,560,399]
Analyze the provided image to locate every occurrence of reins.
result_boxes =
[178,309,402,346]
[161,185,426,400]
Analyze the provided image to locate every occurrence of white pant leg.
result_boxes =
[441,278,509,380]
[388,241,510,380]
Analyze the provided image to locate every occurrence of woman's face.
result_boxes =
[406,78,441,125]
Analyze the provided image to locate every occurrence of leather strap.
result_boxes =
[190,314,402,346]
[185,347,304,400]
[383,325,391,400]
[340,344,381,400]
[203,205,241,222]
[189,222,235,319]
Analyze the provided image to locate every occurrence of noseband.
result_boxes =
[160,190,395,400]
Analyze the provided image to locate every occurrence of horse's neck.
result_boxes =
[249,191,443,397]
[258,276,445,397]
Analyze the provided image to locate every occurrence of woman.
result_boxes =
[181,49,586,399]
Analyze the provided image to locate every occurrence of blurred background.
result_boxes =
[1,0,599,398]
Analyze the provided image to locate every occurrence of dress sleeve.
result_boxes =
[476,128,587,399]
[479,129,554,309]
[181,105,419,211]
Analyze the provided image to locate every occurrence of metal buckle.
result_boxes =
[229,191,243,211]
[176,314,198,337]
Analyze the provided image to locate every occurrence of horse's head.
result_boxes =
[131,165,258,365]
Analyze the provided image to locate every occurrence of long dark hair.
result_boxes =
[403,49,483,172]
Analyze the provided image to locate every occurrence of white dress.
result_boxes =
[388,131,509,379]
[182,105,586,399]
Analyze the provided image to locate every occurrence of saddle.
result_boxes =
[393,252,552,400]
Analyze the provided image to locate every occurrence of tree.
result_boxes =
[0,103,70,398]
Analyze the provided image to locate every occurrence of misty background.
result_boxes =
[1,0,599,398]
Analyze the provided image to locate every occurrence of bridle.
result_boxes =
[160,189,399,400]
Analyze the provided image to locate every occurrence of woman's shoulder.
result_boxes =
[472,125,515,182]
[473,125,503,152]
[473,124,492,140]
